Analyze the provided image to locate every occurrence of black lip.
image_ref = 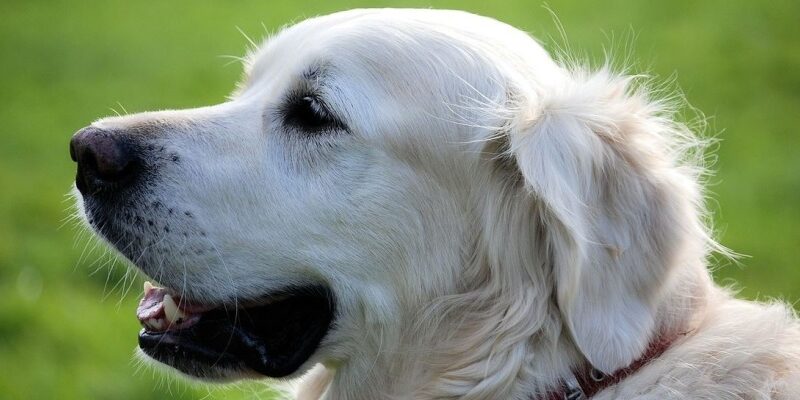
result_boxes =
[138,286,335,378]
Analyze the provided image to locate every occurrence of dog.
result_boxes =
[70,8,800,399]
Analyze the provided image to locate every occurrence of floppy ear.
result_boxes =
[509,70,705,373]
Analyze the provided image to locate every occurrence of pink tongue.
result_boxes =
[136,284,218,332]
[137,286,167,321]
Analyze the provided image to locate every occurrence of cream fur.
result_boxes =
[80,9,800,399]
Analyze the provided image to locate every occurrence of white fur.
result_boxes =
[84,9,800,399]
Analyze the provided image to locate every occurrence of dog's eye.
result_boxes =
[283,95,345,134]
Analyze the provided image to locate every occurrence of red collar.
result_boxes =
[540,332,685,400]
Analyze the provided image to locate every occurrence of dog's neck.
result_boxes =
[537,331,687,400]
[309,175,712,399]
[308,262,708,400]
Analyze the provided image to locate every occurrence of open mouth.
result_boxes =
[137,282,335,379]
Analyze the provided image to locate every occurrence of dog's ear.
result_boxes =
[508,70,707,373]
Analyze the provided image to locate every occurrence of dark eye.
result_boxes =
[282,94,345,134]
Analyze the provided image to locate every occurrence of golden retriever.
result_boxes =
[70,9,800,399]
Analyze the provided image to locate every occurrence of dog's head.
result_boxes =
[71,9,711,390]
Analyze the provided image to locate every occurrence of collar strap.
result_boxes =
[541,332,685,400]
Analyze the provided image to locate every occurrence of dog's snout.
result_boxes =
[70,126,140,194]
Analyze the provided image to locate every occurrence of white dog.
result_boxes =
[70,9,800,399]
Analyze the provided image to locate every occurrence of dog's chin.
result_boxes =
[135,347,259,382]
[136,284,335,381]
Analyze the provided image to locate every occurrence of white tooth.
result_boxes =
[143,281,154,294]
[145,317,159,330]
[163,294,185,324]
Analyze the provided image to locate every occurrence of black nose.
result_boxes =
[70,127,139,194]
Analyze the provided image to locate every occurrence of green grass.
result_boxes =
[0,0,798,398]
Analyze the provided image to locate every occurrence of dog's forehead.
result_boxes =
[242,10,370,83]
[240,9,555,95]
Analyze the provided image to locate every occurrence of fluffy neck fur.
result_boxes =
[303,234,709,400]
[299,174,711,400]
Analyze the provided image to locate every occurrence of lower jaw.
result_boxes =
[138,329,249,380]
[137,285,336,379]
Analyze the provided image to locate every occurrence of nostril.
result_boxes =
[90,136,132,180]
[81,147,97,170]
[71,126,141,194]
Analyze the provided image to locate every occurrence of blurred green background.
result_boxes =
[0,0,797,398]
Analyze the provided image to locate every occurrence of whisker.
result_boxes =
[206,239,241,370]
[235,26,259,51]
[217,54,247,67]
[116,101,129,115]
